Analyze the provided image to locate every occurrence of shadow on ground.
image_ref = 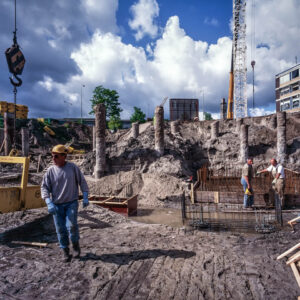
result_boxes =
[78,210,112,229]
[80,249,196,265]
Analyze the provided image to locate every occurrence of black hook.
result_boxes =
[10,74,22,87]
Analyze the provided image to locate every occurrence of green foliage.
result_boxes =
[0,117,3,128]
[204,112,213,120]
[108,115,122,131]
[130,106,146,124]
[89,85,122,120]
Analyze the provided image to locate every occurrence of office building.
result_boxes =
[275,64,300,112]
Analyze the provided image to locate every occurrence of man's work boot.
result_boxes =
[62,247,72,263]
[72,242,81,258]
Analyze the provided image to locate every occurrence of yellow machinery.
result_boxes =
[0,156,45,213]
[0,101,28,119]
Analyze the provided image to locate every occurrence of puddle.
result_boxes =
[129,207,184,228]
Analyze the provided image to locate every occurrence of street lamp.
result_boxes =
[80,84,85,124]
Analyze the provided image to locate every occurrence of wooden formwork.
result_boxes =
[88,195,138,216]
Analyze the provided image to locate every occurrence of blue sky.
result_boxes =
[117,0,232,46]
[0,0,299,119]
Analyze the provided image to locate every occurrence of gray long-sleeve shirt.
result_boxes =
[41,162,89,204]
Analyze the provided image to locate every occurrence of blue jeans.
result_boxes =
[53,200,79,249]
[241,177,254,207]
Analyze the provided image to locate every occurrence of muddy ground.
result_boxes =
[0,205,299,300]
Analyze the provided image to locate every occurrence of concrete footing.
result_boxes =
[21,127,29,157]
[93,126,96,151]
[170,121,179,135]
[0,129,3,151]
[94,104,106,179]
[211,121,219,139]
[236,118,243,133]
[154,106,164,156]
[4,113,13,155]
[269,115,277,130]
[240,124,249,163]
[277,111,286,164]
[132,122,139,138]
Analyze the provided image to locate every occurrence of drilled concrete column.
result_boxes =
[240,124,249,163]
[132,122,139,138]
[0,129,3,151]
[236,118,243,133]
[269,114,277,130]
[21,127,29,157]
[277,111,286,164]
[4,113,13,155]
[170,120,179,135]
[94,104,106,179]
[155,106,164,156]
[92,125,96,151]
[211,121,219,139]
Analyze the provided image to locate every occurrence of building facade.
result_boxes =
[169,98,199,121]
[275,64,300,112]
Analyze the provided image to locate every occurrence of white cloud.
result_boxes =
[38,76,54,91]
[37,0,300,119]
[245,0,300,109]
[82,0,119,33]
[38,15,231,118]
[129,0,160,40]
[249,107,275,117]
[204,17,219,27]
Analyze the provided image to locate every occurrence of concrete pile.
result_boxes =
[1,111,300,207]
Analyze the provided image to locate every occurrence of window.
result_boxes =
[280,87,290,96]
[292,95,300,108]
[280,73,290,85]
[293,99,300,108]
[291,69,299,79]
[292,82,299,92]
[280,99,291,111]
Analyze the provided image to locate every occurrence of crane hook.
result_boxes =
[9,74,22,87]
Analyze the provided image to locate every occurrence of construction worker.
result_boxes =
[241,158,254,208]
[257,158,285,208]
[41,144,89,262]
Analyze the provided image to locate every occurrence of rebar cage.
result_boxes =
[181,200,280,233]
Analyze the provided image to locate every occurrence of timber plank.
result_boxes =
[290,262,300,288]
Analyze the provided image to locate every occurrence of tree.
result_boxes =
[204,112,213,120]
[89,85,123,120]
[108,115,122,131]
[130,106,146,124]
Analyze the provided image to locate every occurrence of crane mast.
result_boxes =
[233,0,247,119]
